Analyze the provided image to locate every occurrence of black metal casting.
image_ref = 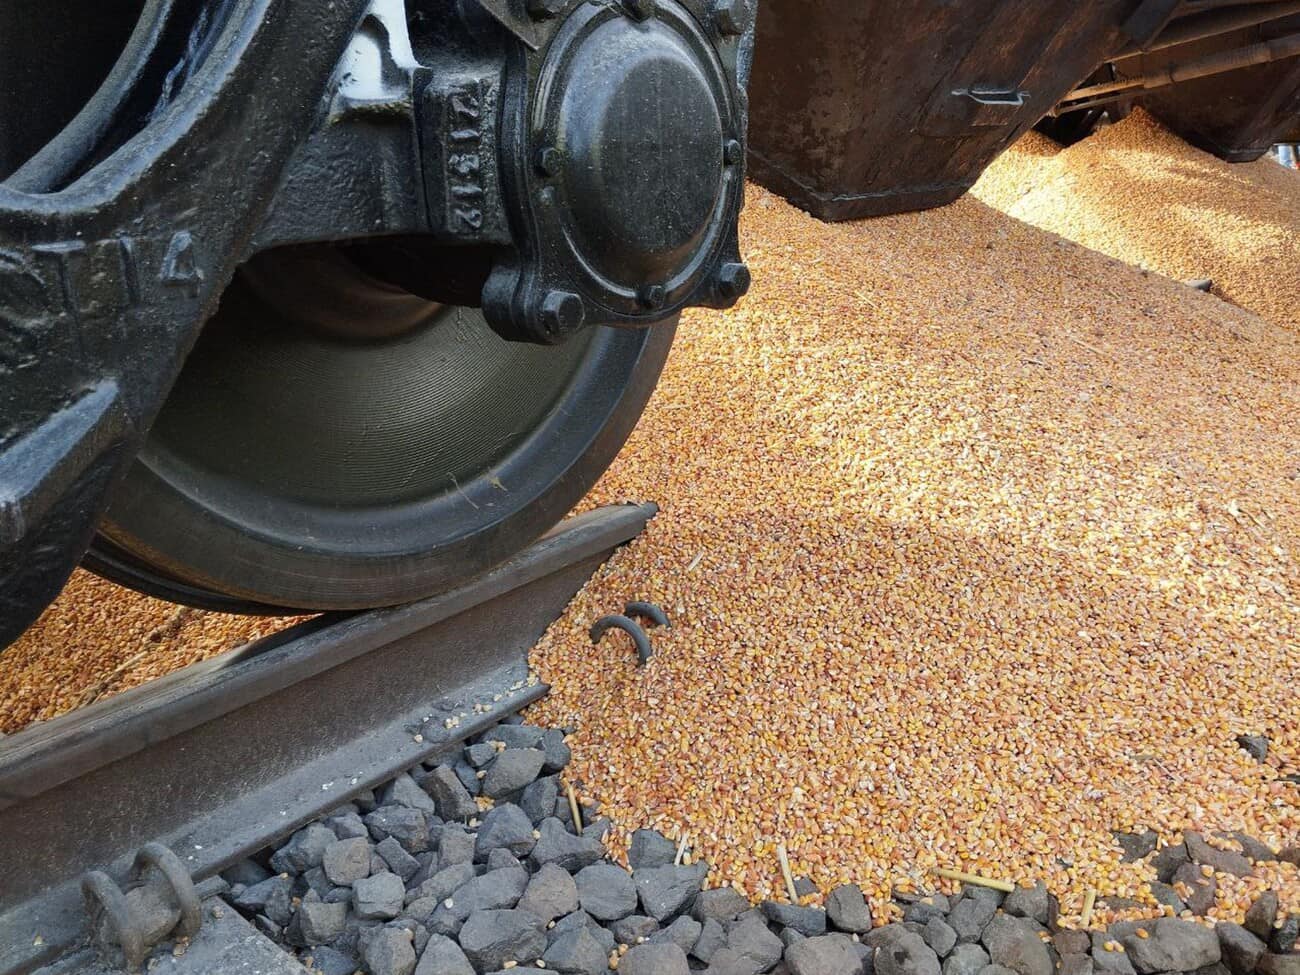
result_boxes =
[0,0,754,648]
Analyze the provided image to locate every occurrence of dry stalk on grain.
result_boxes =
[567,782,584,834]
[777,842,798,903]
[675,832,691,867]
[1081,889,1098,928]
[933,868,1016,893]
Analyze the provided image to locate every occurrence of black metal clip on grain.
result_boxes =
[590,601,670,666]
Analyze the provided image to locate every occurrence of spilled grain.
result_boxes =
[529,184,1300,925]
[0,571,298,732]
[1,130,1296,931]
[973,110,1300,331]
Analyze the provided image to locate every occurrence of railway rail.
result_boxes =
[0,503,655,975]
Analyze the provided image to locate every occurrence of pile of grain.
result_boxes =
[0,571,292,732]
[4,127,1298,930]
[529,184,1300,925]
[965,129,1063,213]
[972,110,1300,331]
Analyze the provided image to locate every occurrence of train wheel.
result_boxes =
[86,245,674,613]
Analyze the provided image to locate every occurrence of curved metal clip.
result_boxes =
[590,614,654,666]
[623,600,670,629]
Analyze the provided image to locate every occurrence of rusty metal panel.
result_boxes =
[747,0,1136,221]
[1136,14,1300,161]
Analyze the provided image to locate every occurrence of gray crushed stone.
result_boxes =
[228,720,1299,975]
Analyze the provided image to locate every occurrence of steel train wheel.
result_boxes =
[85,248,674,613]
[5,2,674,614]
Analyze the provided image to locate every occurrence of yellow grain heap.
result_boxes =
[0,572,292,730]
[972,109,1300,331]
[3,129,1298,930]
[529,185,1300,924]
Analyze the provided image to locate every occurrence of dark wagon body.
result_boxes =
[746,0,1135,221]
[1131,11,1300,161]
[748,0,1300,219]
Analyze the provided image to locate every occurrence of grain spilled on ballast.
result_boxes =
[0,570,302,733]
[530,183,1300,925]
[972,109,1300,331]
